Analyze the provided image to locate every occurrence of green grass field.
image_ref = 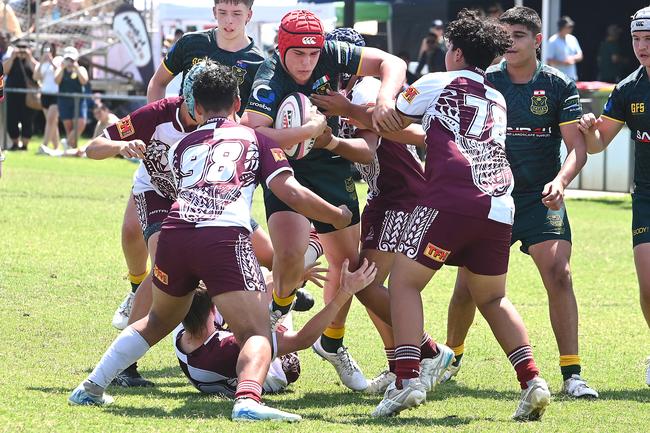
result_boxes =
[1,150,649,432]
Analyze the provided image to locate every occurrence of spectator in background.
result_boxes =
[2,40,37,151]
[597,24,626,83]
[486,2,504,19]
[34,42,62,154]
[55,46,88,155]
[547,16,583,81]
[91,103,118,138]
[416,19,446,75]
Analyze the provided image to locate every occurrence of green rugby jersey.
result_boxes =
[602,66,650,192]
[163,29,264,116]
[486,61,582,194]
[245,40,363,162]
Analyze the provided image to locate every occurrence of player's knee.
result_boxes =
[274,247,306,270]
[450,285,473,305]
[544,262,573,294]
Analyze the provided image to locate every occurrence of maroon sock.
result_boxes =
[234,379,262,403]
[508,345,540,389]
[385,347,396,373]
[394,345,421,388]
[419,332,440,359]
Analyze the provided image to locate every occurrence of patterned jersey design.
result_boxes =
[235,233,266,292]
[396,69,514,225]
[397,206,439,259]
[377,210,410,252]
[165,118,292,232]
[104,97,192,199]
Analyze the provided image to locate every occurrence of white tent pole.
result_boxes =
[541,0,550,63]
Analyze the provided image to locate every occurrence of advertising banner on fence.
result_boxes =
[113,3,154,84]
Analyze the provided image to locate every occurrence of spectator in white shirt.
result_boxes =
[547,16,583,81]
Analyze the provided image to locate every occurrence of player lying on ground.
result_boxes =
[578,5,650,387]
[241,10,407,391]
[370,10,550,421]
[310,27,454,396]
[69,60,354,422]
[174,259,377,397]
[441,6,596,398]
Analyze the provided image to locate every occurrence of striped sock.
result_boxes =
[508,345,540,389]
[385,347,396,373]
[128,270,148,293]
[235,379,263,403]
[419,332,440,359]
[559,355,581,380]
[394,345,421,388]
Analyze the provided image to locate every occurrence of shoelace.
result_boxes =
[336,346,360,375]
[119,295,134,314]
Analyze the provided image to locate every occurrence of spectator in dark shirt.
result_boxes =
[416,19,446,75]
[597,24,626,83]
[2,40,37,151]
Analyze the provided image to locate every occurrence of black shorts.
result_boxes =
[632,192,650,247]
[41,94,57,109]
[511,193,572,254]
[263,156,360,234]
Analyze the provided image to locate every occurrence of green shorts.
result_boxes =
[632,192,650,247]
[263,154,360,234]
[511,193,572,254]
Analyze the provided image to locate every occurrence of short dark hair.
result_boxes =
[558,15,575,30]
[182,285,212,336]
[215,0,254,8]
[445,9,512,71]
[192,60,240,114]
[499,6,542,35]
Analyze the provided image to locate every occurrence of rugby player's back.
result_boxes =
[396,69,514,225]
[165,118,292,231]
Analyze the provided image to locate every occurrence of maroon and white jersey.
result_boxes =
[103,96,193,200]
[165,118,292,232]
[172,320,300,395]
[396,69,514,225]
[340,77,425,207]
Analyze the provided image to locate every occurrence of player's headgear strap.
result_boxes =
[277,10,325,65]
[182,60,208,120]
[631,7,650,33]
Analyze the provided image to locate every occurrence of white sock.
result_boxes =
[304,238,323,267]
[87,326,150,389]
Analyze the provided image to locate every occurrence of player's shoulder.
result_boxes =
[547,33,560,43]
[177,29,214,47]
[537,64,575,87]
[615,66,646,92]
[241,40,265,61]
[351,76,381,103]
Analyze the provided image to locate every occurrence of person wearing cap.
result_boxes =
[579,6,650,387]
[416,19,446,75]
[241,10,406,392]
[55,46,88,154]
[547,15,583,81]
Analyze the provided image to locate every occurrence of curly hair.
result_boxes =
[499,6,541,35]
[192,59,240,115]
[445,9,512,70]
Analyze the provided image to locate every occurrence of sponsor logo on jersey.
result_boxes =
[423,243,450,263]
[530,92,548,115]
[191,56,208,66]
[634,226,649,236]
[271,148,287,162]
[507,126,553,137]
[252,84,276,105]
[302,36,317,45]
[631,102,645,114]
[636,130,650,143]
[116,115,135,139]
[153,265,168,285]
[312,75,331,95]
[402,86,419,104]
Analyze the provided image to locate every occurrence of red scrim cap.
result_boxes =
[278,10,325,65]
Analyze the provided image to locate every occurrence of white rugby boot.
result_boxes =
[231,397,301,422]
[371,377,427,417]
[312,339,368,391]
[112,291,135,330]
[364,370,397,394]
[419,343,455,392]
[512,376,551,421]
[561,374,599,398]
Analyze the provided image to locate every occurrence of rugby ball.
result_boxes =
[274,92,315,159]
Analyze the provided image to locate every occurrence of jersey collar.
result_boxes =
[500,59,543,84]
